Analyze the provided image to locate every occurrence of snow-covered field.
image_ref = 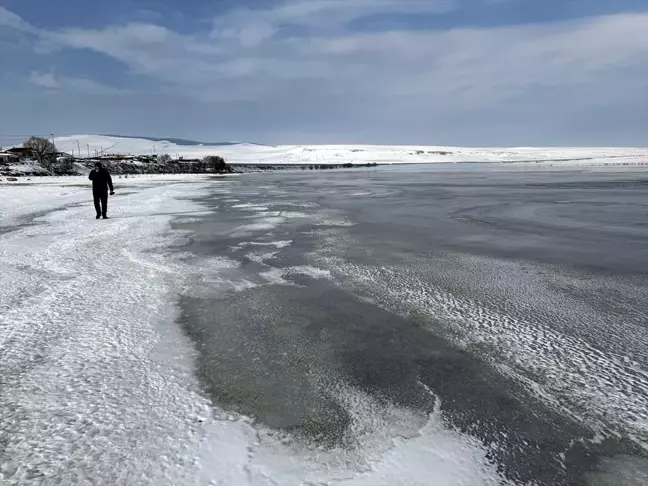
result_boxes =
[0,176,508,485]
[53,135,648,166]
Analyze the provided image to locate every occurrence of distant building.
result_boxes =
[6,147,35,158]
[0,152,20,163]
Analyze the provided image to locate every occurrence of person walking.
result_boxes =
[89,162,115,219]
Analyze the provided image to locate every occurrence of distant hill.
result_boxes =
[50,135,646,167]
[101,134,265,147]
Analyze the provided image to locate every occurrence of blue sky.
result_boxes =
[1,0,647,146]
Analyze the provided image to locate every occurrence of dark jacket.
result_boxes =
[89,168,114,193]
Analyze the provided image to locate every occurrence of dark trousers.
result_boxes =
[93,191,108,217]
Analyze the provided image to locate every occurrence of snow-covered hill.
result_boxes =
[54,135,647,165]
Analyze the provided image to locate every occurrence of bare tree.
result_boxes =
[201,155,227,173]
[157,153,172,164]
[24,136,56,167]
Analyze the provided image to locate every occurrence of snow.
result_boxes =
[0,177,509,485]
[0,177,217,484]
[0,174,212,226]
[234,240,294,249]
[51,134,648,165]
[0,160,49,176]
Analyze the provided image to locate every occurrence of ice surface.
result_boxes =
[313,254,648,451]
[0,178,509,485]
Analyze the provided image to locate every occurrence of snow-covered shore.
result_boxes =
[0,174,215,225]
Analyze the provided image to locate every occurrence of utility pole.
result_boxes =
[77,140,81,158]
[50,132,55,147]
[87,144,90,158]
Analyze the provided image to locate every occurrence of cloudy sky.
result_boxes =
[1,0,647,146]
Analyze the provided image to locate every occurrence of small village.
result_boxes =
[0,136,231,179]
[0,137,381,180]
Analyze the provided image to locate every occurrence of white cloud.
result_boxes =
[28,71,59,89]
[2,1,648,144]
[0,6,29,29]
[210,0,455,43]
[62,77,131,95]
[302,13,648,104]
[28,71,131,95]
[5,2,647,105]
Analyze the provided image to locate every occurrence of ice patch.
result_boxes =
[201,256,241,270]
[258,266,333,286]
[286,265,333,280]
[235,240,294,249]
[269,201,318,208]
[185,256,262,293]
[246,251,278,264]
[257,216,285,225]
[244,210,281,218]
[241,210,309,219]
[229,216,288,236]
[279,211,309,218]
[230,279,260,292]
[175,217,203,223]
[229,222,278,235]
[232,203,270,211]
[315,214,357,227]
[259,268,293,286]
[191,273,260,294]
[318,220,356,227]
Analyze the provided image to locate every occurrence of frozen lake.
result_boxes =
[1,165,647,485]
